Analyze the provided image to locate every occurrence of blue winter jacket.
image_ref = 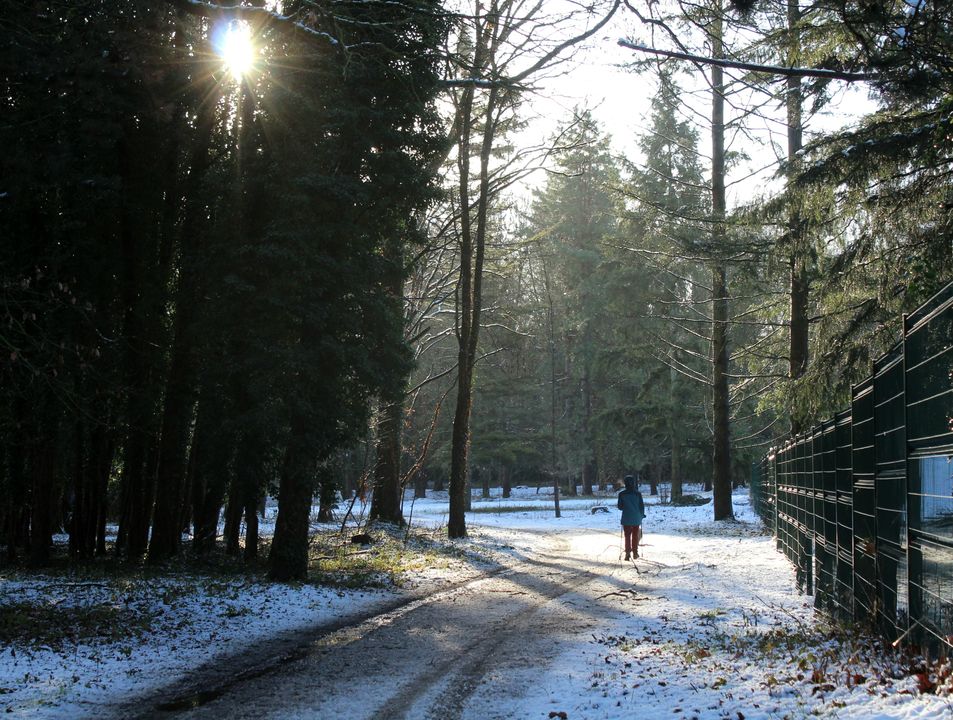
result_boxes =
[617,489,645,526]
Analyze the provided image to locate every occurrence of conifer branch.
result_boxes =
[175,0,342,46]
[617,40,874,82]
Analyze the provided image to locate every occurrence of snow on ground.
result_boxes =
[1,485,950,718]
[0,575,402,718]
[464,489,953,720]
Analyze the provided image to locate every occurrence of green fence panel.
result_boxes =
[852,377,877,624]
[815,420,838,612]
[873,344,908,639]
[757,280,953,655]
[904,284,953,652]
[834,410,854,621]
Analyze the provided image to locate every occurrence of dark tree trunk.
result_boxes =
[4,401,26,562]
[448,47,497,539]
[671,433,682,503]
[710,4,734,522]
[787,0,808,436]
[669,364,683,502]
[224,489,243,556]
[318,467,336,523]
[225,430,258,558]
[481,466,490,499]
[449,366,474,538]
[371,399,404,525]
[244,493,259,561]
[501,466,511,498]
[191,398,231,555]
[69,421,90,558]
[29,436,55,566]
[269,430,315,581]
[115,121,164,559]
[148,78,220,563]
[413,468,428,500]
[69,418,109,560]
[93,427,114,557]
[147,339,197,561]
[582,462,596,497]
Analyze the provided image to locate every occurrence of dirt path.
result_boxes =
[128,529,628,720]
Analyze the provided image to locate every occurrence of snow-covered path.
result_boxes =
[127,529,616,719]
[4,490,950,719]
[128,500,948,719]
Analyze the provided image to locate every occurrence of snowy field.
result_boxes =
[1,486,950,718]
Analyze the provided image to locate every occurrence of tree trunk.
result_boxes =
[669,364,683,502]
[92,425,114,556]
[413,468,428,500]
[269,421,316,581]
[448,21,497,539]
[710,3,734,522]
[190,397,231,555]
[115,120,164,559]
[582,361,596,496]
[501,465,511,498]
[69,421,89,558]
[787,0,809,435]
[244,492,259,561]
[29,431,55,566]
[671,433,682,503]
[148,77,221,563]
[318,466,337,523]
[371,399,404,525]
[224,485,243,556]
[147,323,197,561]
[5,399,27,562]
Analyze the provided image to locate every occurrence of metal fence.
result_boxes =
[751,281,953,654]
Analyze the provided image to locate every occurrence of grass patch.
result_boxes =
[0,602,151,649]
[305,525,478,589]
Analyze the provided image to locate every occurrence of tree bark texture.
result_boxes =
[269,422,316,581]
[448,19,496,539]
[190,396,232,555]
[787,0,809,435]
[371,399,405,525]
[710,3,734,521]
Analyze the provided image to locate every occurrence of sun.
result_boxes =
[218,21,255,79]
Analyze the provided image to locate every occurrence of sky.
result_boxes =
[514,4,877,207]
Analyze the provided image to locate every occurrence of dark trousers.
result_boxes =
[623,525,641,554]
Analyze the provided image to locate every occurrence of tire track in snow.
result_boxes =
[372,537,605,720]
[135,532,616,720]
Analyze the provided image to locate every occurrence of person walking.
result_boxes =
[617,474,645,561]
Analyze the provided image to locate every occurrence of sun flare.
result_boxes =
[219,22,255,79]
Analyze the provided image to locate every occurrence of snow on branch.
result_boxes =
[617,40,875,82]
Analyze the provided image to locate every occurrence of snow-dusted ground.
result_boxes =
[1,486,950,718]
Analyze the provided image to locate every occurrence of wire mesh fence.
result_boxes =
[751,281,953,654]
